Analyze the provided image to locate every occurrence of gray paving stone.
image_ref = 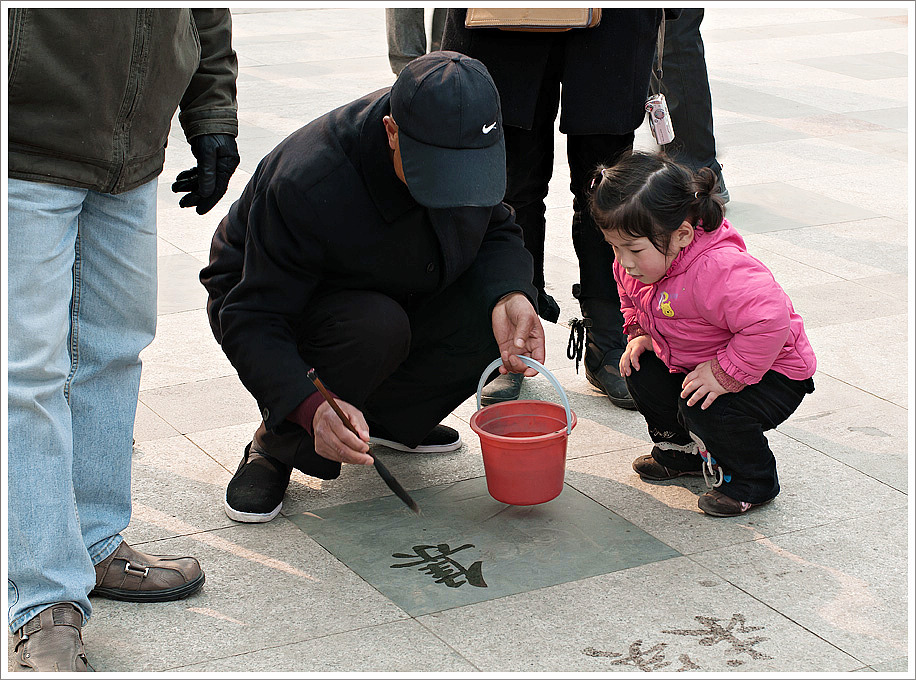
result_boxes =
[138,309,236,391]
[788,165,909,223]
[125,435,235,544]
[744,217,908,279]
[140,375,260,435]
[851,272,908,299]
[785,280,899,330]
[848,106,908,129]
[696,507,909,666]
[290,477,680,617]
[724,182,879,234]
[133,401,181,443]
[794,51,909,80]
[715,120,811,147]
[715,138,893,188]
[711,81,828,120]
[703,7,868,34]
[825,128,908,162]
[768,111,892,137]
[803,315,907,406]
[867,657,911,672]
[565,432,905,556]
[417,557,864,672]
[79,523,409,672]
[156,252,210,315]
[170,619,478,672]
[774,400,908,492]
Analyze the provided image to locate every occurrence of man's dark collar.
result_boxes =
[359,92,418,223]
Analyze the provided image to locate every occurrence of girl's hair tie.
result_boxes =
[590,167,609,191]
[694,191,701,199]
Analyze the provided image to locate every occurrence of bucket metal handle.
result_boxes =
[476,356,574,435]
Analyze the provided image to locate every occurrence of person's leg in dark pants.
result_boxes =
[502,45,563,324]
[226,289,413,522]
[227,279,501,522]
[364,270,500,446]
[567,132,636,409]
[650,9,727,200]
[483,45,562,404]
[625,351,704,476]
[679,370,813,509]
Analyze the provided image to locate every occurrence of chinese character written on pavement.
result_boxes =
[390,543,488,589]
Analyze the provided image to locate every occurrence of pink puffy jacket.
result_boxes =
[616,219,817,387]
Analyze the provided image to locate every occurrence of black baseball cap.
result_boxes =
[390,51,506,209]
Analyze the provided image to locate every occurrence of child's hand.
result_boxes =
[680,360,727,410]
[620,335,653,376]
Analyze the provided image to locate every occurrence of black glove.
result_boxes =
[172,134,240,215]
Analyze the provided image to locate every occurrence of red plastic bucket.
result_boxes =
[470,357,576,505]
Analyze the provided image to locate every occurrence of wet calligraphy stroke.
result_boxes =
[390,543,488,588]
[584,640,671,671]
[584,612,770,671]
[584,641,698,672]
[662,613,773,662]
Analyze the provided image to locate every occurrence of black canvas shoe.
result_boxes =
[224,443,292,523]
[369,424,462,453]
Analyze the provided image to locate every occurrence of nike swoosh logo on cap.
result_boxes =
[482,121,497,134]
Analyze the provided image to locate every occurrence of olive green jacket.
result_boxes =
[7,8,239,194]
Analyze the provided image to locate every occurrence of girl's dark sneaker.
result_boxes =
[632,450,703,481]
[698,489,773,517]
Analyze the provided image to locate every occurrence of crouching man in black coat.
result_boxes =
[201,52,545,522]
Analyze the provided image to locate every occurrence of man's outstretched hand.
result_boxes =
[491,292,546,376]
[172,133,240,214]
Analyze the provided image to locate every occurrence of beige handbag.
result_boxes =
[465,8,602,32]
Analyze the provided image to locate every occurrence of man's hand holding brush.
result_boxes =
[312,400,374,466]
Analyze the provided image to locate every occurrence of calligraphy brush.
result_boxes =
[306,368,421,515]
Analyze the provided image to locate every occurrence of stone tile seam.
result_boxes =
[775,429,910,494]
[138,373,245,397]
[159,617,451,673]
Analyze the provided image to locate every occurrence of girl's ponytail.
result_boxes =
[691,166,725,233]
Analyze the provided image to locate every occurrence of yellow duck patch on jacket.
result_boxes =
[658,291,675,317]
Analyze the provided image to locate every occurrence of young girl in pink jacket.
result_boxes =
[589,151,816,517]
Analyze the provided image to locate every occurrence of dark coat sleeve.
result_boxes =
[179,8,239,139]
[465,202,537,313]
[215,179,326,429]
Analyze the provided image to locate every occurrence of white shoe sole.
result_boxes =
[224,496,282,523]
[368,434,462,454]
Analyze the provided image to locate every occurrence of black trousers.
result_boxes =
[650,8,721,177]
[502,41,633,351]
[626,351,814,504]
[254,274,499,478]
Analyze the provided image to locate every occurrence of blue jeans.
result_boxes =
[7,178,158,632]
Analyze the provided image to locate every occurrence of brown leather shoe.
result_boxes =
[91,540,205,602]
[15,603,92,672]
[698,489,773,517]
